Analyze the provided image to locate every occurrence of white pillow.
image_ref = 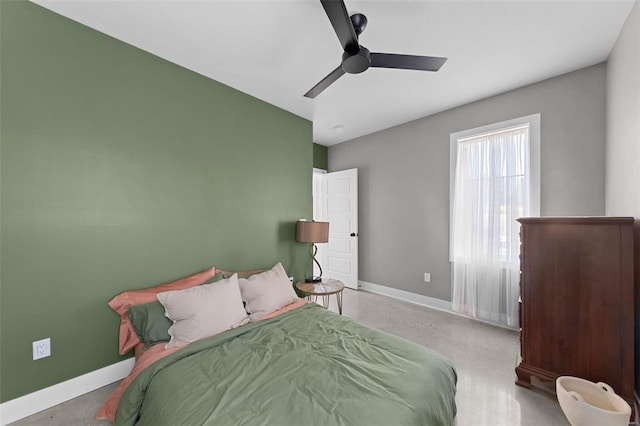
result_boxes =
[157,274,249,349]
[238,262,299,320]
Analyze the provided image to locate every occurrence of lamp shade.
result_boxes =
[296,221,329,243]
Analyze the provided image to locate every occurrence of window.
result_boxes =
[449,114,540,327]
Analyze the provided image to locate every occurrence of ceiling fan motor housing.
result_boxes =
[342,46,371,74]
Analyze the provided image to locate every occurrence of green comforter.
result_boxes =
[116,304,457,426]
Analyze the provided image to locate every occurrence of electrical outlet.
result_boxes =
[424,273,431,283]
[33,338,51,360]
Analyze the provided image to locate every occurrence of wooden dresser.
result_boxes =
[515,217,636,412]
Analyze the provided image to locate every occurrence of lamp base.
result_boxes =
[305,277,322,283]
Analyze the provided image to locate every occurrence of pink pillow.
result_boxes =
[108,267,217,354]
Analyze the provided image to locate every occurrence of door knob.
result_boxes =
[350,232,358,237]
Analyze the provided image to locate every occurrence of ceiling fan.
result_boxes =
[304,0,448,98]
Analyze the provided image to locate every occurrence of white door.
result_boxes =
[323,168,358,289]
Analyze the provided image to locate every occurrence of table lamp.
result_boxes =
[296,220,329,283]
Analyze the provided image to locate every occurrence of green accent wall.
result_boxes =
[313,143,328,170]
[0,1,312,402]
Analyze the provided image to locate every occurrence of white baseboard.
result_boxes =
[358,280,453,312]
[0,358,134,425]
[358,280,518,331]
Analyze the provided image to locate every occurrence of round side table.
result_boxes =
[295,279,345,315]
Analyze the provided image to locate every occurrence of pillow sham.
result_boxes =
[157,274,249,349]
[108,267,218,354]
[127,302,172,349]
[205,272,227,284]
[238,262,299,320]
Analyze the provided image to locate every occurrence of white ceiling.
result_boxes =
[33,0,635,146]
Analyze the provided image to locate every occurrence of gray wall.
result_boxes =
[603,0,640,402]
[606,0,640,217]
[329,64,606,301]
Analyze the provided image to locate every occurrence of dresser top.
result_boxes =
[517,216,634,225]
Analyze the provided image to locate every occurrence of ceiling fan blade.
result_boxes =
[370,53,447,72]
[304,65,345,98]
[320,0,359,53]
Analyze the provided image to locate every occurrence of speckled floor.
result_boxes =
[9,289,569,425]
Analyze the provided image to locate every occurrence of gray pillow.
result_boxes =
[157,274,249,348]
[238,263,299,320]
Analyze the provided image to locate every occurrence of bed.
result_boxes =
[97,264,457,425]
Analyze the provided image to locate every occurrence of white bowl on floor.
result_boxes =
[556,376,631,426]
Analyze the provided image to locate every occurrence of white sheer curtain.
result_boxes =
[451,125,530,327]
